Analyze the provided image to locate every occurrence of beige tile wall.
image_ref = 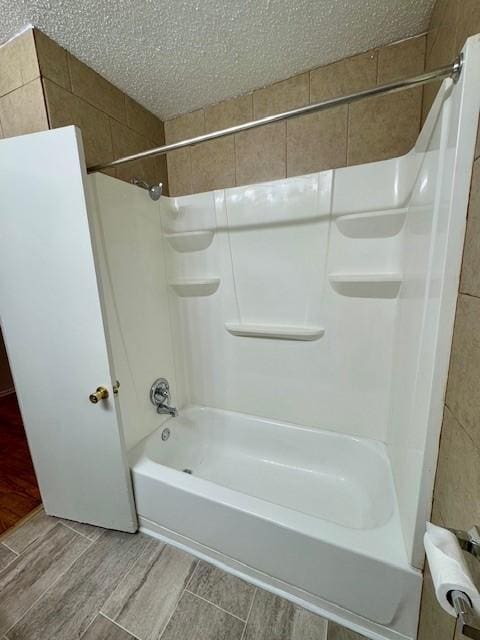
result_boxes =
[417,2,480,639]
[0,30,48,139]
[0,27,169,393]
[164,35,426,196]
[0,30,48,395]
[34,30,168,188]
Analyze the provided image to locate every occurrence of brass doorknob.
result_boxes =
[89,386,109,404]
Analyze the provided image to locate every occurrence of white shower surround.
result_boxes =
[83,36,480,640]
[0,30,478,640]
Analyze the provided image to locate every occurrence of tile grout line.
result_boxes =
[239,587,257,640]
[99,612,143,640]
[59,520,98,542]
[157,560,200,640]
[78,612,100,640]
[3,535,96,639]
[183,557,199,591]
[184,588,248,622]
[0,540,19,555]
[0,505,43,545]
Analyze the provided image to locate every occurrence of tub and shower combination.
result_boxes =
[1,35,480,640]
[85,35,480,639]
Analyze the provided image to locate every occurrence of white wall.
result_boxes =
[87,173,178,450]
[388,37,480,567]
[161,170,404,442]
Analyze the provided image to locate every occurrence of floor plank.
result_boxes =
[2,509,58,554]
[60,519,104,541]
[159,591,245,640]
[81,614,137,640]
[187,560,256,620]
[0,544,16,571]
[244,589,327,640]
[0,523,89,637]
[102,538,197,640]
[7,529,150,640]
[0,395,40,534]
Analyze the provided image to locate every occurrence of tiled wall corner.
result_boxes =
[0,30,39,97]
[0,79,49,138]
[417,3,480,640]
[0,30,47,140]
[165,35,426,196]
[33,28,168,190]
[42,78,113,167]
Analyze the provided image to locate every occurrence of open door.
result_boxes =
[0,126,137,532]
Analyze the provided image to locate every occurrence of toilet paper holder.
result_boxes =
[448,527,480,639]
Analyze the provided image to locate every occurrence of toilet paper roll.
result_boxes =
[424,522,480,617]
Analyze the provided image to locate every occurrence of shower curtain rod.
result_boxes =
[87,56,463,174]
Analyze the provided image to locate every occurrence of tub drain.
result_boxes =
[182,468,193,475]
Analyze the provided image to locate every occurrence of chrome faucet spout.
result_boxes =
[157,404,178,417]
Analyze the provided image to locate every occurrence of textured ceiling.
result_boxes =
[0,0,435,120]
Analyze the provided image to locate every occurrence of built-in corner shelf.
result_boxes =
[164,230,214,252]
[328,273,402,298]
[169,278,220,297]
[225,323,325,341]
[335,208,407,238]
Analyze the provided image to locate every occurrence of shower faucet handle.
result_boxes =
[150,378,177,417]
[150,378,170,404]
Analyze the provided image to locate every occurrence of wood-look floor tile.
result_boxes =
[7,529,149,640]
[102,539,197,640]
[160,591,244,640]
[187,561,255,620]
[244,590,327,640]
[59,519,104,541]
[2,509,57,553]
[0,523,89,637]
[0,544,16,571]
[327,621,367,640]
[81,614,136,639]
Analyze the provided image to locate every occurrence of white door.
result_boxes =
[0,126,137,532]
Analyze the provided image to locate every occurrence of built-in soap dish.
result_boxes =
[335,208,407,238]
[328,273,402,298]
[169,278,220,297]
[164,230,214,252]
[225,323,325,341]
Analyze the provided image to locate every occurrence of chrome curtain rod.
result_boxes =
[87,56,463,174]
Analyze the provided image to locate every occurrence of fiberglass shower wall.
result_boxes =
[95,66,477,568]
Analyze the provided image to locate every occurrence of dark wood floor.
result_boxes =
[0,394,41,533]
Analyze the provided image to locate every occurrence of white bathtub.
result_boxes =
[130,406,421,640]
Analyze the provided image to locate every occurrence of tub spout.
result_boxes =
[157,404,178,417]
